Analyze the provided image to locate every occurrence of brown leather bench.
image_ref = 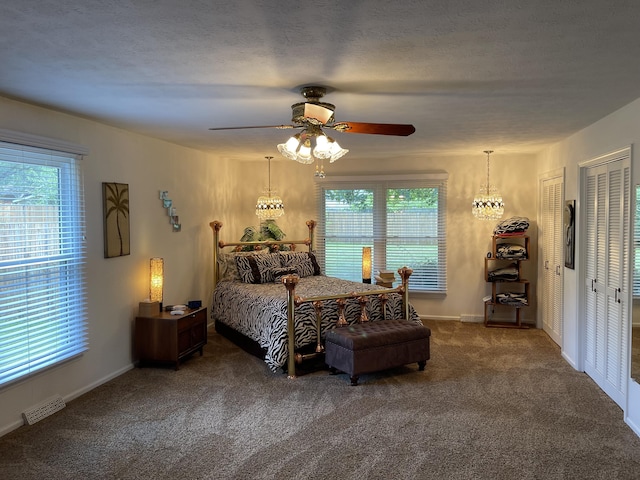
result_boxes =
[324,319,431,385]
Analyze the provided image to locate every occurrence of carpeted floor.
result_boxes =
[1,320,639,480]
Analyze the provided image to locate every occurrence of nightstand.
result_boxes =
[135,306,207,369]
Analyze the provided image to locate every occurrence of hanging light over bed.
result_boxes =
[256,156,285,220]
[472,150,504,220]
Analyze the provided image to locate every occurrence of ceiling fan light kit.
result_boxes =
[209,85,415,175]
[277,128,349,166]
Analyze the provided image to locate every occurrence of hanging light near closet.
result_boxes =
[472,150,504,220]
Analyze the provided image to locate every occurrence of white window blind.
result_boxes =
[0,141,87,387]
[315,175,447,293]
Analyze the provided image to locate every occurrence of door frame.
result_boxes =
[577,146,631,377]
[537,168,565,339]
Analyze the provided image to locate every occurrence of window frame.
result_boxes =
[315,173,448,293]
[0,129,88,388]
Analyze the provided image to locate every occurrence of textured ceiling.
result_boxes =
[2,0,640,162]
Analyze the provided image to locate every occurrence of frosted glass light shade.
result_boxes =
[277,135,301,161]
[313,134,332,159]
[329,140,349,162]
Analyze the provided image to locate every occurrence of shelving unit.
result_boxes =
[484,235,531,328]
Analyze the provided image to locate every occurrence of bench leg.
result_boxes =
[350,375,359,386]
[418,360,426,371]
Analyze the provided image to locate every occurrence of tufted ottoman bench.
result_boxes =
[324,319,431,385]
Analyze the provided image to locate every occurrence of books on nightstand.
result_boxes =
[375,270,396,287]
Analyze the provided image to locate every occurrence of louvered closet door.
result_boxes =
[584,157,630,408]
[541,176,563,345]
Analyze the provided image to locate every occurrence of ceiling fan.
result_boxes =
[208,86,415,172]
[208,85,416,136]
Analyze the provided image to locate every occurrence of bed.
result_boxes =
[209,220,420,378]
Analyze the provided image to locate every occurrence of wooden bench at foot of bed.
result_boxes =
[324,319,431,386]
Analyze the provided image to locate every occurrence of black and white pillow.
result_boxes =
[271,266,299,283]
[279,251,321,277]
[235,253,282,284]
[218,249,269,281]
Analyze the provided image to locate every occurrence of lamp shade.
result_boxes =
[329,139,349,163]
[362,247,372,283]
[149,257,164,307]
[277,134,301,161]
[313,134,332,159]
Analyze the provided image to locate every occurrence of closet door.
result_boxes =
[541,175,563,345]
[583,156,630,408]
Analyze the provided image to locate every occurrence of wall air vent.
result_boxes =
[22,395,66,425]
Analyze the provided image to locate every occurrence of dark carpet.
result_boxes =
[1,320,639,480]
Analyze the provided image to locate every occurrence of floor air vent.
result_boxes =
[22,395,66,425]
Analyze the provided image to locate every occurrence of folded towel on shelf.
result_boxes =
[493,216,530,235]
[487,264,519,282]
[495,292,528,306]
[495,243,527,260]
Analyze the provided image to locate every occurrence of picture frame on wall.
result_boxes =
[103,182,130,258]
[564,199,575,269]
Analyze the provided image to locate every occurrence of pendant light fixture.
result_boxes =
[256,156,285,220]
[472,150,504,220]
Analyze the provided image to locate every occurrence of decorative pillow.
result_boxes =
[272,266,299,283]
[279,251,321,277]
[235,253,282,284]
[218,249,269,282]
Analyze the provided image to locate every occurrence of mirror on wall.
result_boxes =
[633,185,640,383]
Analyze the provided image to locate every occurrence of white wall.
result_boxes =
[0,97,229,435]
[536,96,640,437]
[242,153,540,324]
[0,95,540,436]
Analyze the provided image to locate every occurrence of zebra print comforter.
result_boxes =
[211,275,420,372]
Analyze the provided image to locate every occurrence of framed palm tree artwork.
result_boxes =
[103,182,130,258]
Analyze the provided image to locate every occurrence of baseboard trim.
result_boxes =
[63,363,135,405]
[419,314,459,322]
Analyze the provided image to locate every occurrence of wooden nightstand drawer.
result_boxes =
[135,306,207,369]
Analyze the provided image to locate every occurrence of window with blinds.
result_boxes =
[0,140,87,387]
[315,174,447,293]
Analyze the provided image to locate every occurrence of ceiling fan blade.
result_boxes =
[330,122,416,136]
[208,125,296,131]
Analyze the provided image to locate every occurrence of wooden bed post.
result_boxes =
[210,221,223,290]
[282,274,299,379]
[398,266,413,320]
